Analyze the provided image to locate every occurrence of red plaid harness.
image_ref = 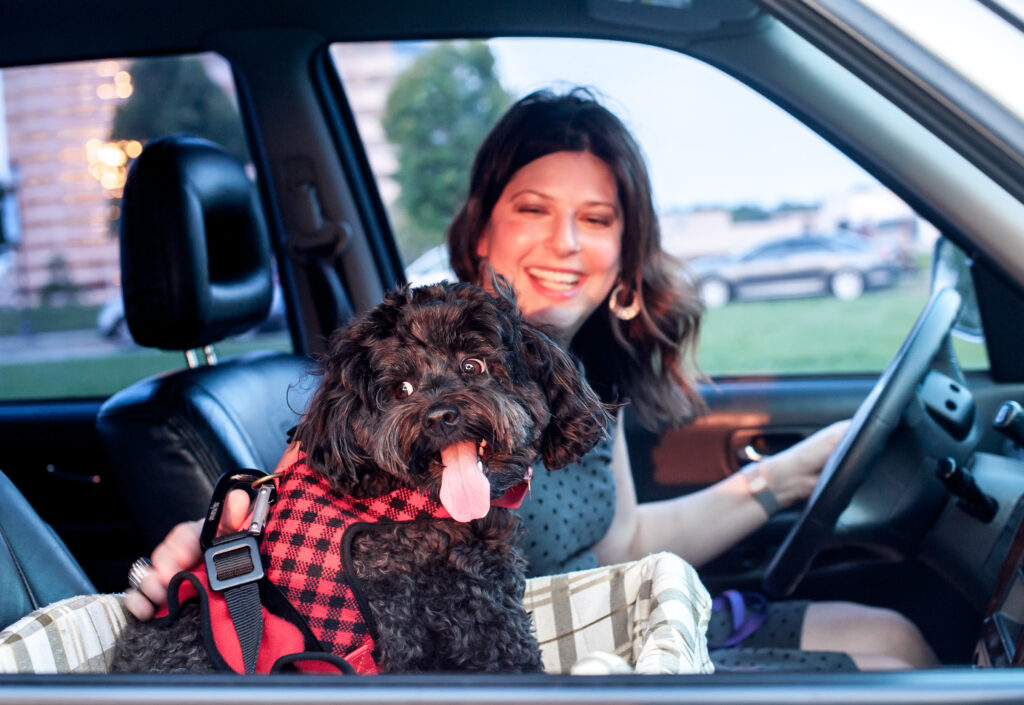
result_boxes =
[260,460,454,673]
[160,459,528,675]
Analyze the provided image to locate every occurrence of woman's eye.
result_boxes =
[583,214,613,227]
[461,358,486,375]
[396,381,415,398]
[517,204,546,215]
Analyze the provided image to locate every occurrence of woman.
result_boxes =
[127,88,936,670]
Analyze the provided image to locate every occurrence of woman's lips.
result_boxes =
[525,266,585,298]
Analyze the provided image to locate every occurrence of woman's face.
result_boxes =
[476,150,623,343]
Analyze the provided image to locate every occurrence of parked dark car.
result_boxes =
[3,0,1024,703]
[691,233,900,308]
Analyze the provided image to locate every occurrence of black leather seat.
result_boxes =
[0,470,95,629]
[96,136,315,550]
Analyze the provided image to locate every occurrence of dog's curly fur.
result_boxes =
[112,281,610,673]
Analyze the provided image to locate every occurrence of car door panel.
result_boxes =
[0,400,142,592]
[628,376,873,500]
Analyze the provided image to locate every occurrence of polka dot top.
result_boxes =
[513,432,616,578]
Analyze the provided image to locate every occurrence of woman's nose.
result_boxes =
[547,215,582,256]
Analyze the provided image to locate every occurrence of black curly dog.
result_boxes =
[112,281,609,673]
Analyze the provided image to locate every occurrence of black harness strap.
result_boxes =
[200,472,273,675]
[223,581,262,674]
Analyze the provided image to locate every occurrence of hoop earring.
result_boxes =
[609,283,641,321]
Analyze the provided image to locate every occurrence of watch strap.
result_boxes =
[742,463,782,517]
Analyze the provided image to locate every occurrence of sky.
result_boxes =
[487,2,1024,213]
[488,37,877,212]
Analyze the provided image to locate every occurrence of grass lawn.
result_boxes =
[0,282,990,401]
[698,283,988,376]
[0,336,293,400]
[0,305,102,336]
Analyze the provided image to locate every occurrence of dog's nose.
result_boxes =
[424,404,460,434]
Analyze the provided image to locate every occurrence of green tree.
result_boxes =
[382,42,511,262]
[729,204,772,223]
[111,57,248,163]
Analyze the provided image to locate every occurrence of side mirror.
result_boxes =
[931,236,983,343]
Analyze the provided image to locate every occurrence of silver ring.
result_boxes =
[127,557,153,591]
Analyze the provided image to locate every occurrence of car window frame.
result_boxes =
[758,0,1024,211]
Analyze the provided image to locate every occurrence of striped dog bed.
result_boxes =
[1,551,711,675]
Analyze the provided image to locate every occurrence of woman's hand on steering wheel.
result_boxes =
[759,420,851,509]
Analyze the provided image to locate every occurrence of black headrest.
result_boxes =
[119,135,273,350]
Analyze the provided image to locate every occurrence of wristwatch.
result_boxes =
[742,463,782,517]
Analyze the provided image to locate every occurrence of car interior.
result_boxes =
[3,0,1024,701]
[95,134,317,550]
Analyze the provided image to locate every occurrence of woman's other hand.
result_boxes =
[755,420,850,509]
[123,488,251,620]
[124,443,301,619]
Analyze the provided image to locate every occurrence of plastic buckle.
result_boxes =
[204,534,264,592]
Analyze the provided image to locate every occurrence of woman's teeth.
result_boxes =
[527,267,581,290]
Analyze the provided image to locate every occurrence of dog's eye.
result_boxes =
[460,358,486,375]
[396,381,415,398]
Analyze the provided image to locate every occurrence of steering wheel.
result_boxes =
[762,287,963,598]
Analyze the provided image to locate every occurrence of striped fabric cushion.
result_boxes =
[525,552,713,675]
[0,594,128,674]
[0,552,711,675]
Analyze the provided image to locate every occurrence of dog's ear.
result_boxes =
[518,323,612,470]
[292,322,376,487]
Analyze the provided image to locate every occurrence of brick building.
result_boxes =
[0,60,128,307]
[0,45,402,310]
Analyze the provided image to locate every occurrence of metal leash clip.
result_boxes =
[200,470,274,592]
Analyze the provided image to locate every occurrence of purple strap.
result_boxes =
[708,590,766,649]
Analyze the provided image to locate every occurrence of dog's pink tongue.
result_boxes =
[439,440,490,522]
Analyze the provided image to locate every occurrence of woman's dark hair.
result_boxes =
[448,88,705,430]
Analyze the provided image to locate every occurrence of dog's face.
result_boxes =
[294,282,610,521]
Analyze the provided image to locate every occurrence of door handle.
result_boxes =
[729,429,808,471]
[737,444,765,465]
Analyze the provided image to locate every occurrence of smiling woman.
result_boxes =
[474,150,623,342]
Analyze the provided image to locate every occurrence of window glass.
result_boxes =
[330,38,988,376]
[858,0,1024,121]
[0,53,289,402]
